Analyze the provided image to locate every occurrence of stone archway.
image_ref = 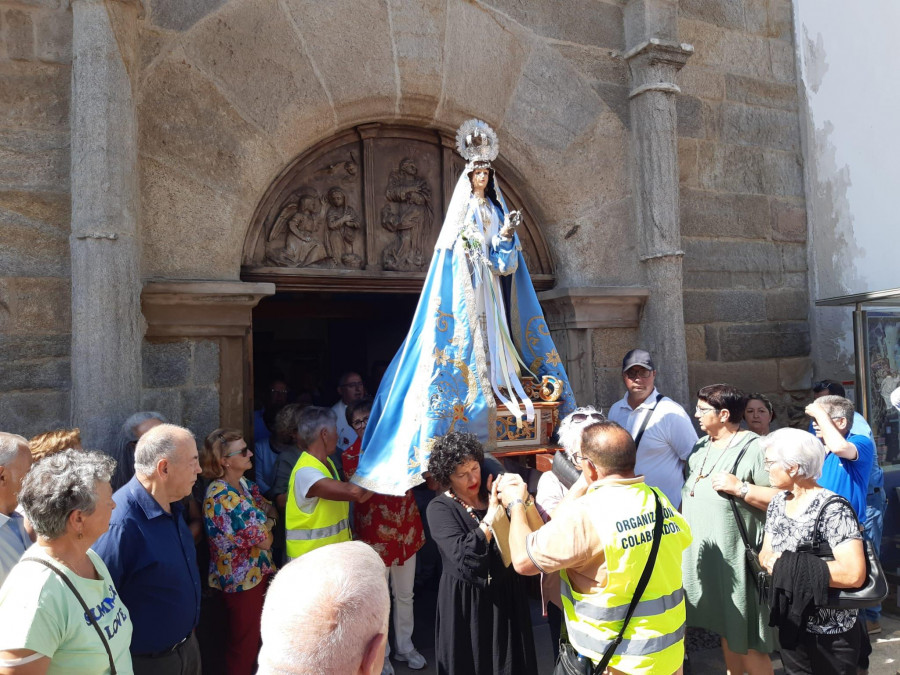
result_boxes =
[240,123,556,292]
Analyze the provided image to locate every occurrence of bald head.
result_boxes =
[581,421,637,476]
[258,541,389,675]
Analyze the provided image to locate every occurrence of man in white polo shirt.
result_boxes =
[608,349,697,508]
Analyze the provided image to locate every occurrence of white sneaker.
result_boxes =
[394,649,427,670]
[381,660,395,675]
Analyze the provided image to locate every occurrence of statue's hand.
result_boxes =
[500,210,522,240]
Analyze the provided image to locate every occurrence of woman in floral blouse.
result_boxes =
[342,399,427,674]
[201,428,278,675]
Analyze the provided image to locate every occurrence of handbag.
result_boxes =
[795,494,888,609]
[553,488,664,675]
[23,557,118,675]
[724,438,771,604]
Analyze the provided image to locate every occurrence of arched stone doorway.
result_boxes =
[241,123,556,291]
[240,123,558,420]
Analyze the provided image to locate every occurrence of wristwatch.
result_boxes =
[739,481,750,500]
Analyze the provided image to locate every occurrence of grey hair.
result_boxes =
[815,395,855,424]
[133,423,193,477]
[0,432,28,466]
[758,428,825,480]
[258,541,389,675]
[557,406,604,460]
[19,449,116,540]
[296,407,337,449]
[111,411,169,489]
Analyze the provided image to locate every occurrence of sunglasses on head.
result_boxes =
[571,412,604,424]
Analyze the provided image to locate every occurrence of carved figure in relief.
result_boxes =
[324,187,362,269]
[315,152,358,183]
[265,190,328,267]
[381,158,433,271]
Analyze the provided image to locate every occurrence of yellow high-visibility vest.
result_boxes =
[560,481,692,675]
[285,452,351,559]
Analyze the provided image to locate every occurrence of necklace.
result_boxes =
[689,430,740,497]
[445,490,492,584]
[445,490,484,524]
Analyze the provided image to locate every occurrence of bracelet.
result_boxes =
[506,499,526,518]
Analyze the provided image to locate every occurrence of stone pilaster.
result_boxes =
[539,287,649,406]
[69,0,143,449]
[624,0,693,407]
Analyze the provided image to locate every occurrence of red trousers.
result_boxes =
[223,577,270,675]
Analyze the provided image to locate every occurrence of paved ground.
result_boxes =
[391,582,900,675]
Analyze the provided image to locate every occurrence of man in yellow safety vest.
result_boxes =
[285,406,372,560]
[499,420,692,675]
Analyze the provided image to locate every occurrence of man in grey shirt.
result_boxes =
[607,349,697,507]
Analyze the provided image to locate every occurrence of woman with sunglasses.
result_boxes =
[200,429,278,675]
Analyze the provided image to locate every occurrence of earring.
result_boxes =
[77,531,83,540]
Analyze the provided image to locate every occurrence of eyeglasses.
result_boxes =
[763,459,778,469]
[351,416,369,430]
[224,446,250,458]
[571,412,604,424]
[695,405,718,415]
[340,381,364,389]
[624,368,653,380]
[572,453,585,466]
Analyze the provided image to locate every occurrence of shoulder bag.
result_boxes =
[725,437,772,604]
[22,557,118,675]
[553,488,665,675]
[796,494,888,609]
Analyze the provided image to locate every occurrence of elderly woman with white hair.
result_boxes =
[0,449,133,674]
[759,428,867,675]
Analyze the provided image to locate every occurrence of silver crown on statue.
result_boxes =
[455,118,499,169]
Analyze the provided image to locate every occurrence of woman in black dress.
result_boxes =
[426,432,538,675]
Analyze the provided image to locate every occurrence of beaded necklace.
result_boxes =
[689,429,740,497]
[445,490,486,524]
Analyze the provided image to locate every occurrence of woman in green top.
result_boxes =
[0,449,133,675]
[681,384,779,675]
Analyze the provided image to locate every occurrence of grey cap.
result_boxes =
[622,349,655,372]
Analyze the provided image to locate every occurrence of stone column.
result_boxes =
[70,0,143,449]
[624,0,693,407]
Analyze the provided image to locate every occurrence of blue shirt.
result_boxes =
[809,413,883,493]
[92,476,201,654]
[818,433,874,523]
[0,511,30,587]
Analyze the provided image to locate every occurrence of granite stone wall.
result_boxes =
[0,0,72,437]
[0,0,814,437]
[141,338,221,442]
[676,0,812,425]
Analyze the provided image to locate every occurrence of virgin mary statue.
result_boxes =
[352,119,575,495]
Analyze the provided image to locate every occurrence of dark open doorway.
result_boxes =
[252,291,419,408]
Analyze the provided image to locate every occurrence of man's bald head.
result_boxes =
[258,541,389,675]
[581,421,637,476]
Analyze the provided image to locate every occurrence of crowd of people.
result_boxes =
[0,354,898,675]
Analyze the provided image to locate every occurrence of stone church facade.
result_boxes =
[0,0,810,449]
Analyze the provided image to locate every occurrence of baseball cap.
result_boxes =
[622,349,655,373]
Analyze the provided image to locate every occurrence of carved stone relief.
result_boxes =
[381,158,433,271]
[242,124,554,290]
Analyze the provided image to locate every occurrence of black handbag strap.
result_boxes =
[593,488,665,674]
[726,436,758,552]
[633,394,664,450]
[808,494,861,547]
[23,557,117,675]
